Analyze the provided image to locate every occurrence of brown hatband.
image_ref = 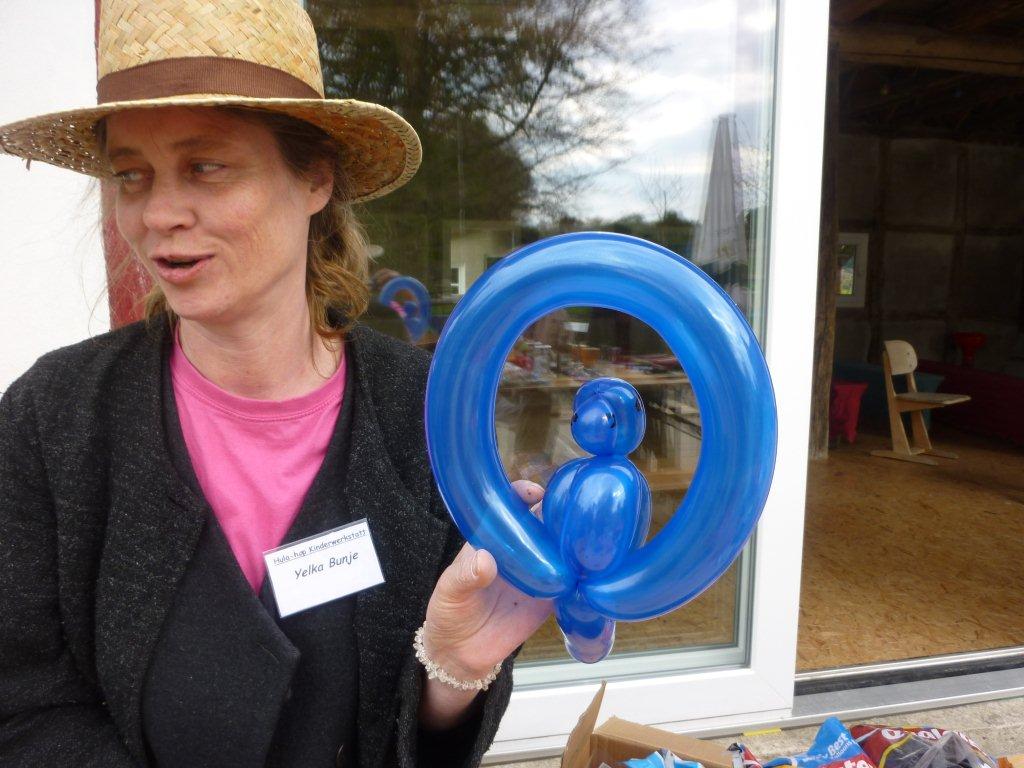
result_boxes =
[97,57,323,104]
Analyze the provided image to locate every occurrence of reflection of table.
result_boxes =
[499,368,699,485]
[501,370,698,444]
[500,371,691,391]
[648,400,701,439]
[642,467,694,493]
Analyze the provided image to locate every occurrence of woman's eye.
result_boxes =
[113,169,147,189]
[191,162,224,175]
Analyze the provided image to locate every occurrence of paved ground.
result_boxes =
[492,696,1024,766]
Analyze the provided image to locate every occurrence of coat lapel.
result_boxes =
[346,329,450,767]
[93,317,207,761]
[93,318,451,765]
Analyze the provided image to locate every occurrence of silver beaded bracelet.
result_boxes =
[413,623,503,692]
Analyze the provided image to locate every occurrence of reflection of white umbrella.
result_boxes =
[693,114,749,312]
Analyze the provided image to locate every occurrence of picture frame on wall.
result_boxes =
[836,232,869,309]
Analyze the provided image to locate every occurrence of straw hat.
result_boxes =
[0,0,422,203]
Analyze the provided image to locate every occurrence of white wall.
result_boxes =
[0,2,108,394]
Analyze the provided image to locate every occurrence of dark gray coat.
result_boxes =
[0,316,515,767]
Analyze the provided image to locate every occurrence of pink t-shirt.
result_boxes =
[170,330,346,592]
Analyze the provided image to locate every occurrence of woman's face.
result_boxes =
[105,107,331,327]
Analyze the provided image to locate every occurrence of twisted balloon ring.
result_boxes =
[424,232,777,662]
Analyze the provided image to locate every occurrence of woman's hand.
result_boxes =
[418,479,553,729]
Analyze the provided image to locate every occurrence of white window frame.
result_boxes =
[487,0,830,758]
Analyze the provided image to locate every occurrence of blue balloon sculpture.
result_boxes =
[545,379,652,662]
[378,275,431,342]
[424,232,777,663]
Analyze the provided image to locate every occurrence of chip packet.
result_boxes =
[732,718,875,768]
[598,751,704,768]
[850,724,997,768]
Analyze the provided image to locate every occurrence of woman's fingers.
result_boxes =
[439,544,497,604]
[511,478,545,520]
[473,549,498,585]
[435,481,544,607]
[511,478,544,505]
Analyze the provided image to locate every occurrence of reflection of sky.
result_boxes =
[547,0,775,223]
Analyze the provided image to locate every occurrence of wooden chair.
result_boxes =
[871,340,971,465]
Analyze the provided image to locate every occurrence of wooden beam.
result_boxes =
[845,72,967,118]
[935,0,1024,34]
[866,139,888,365]
[948,145,969,333]
[832,0,891,25]
[809,47,841,461]
[832,23,1024,77]
[916,77,1024,118]
[1019,254,1024,331]
[841,121,1024,146]
[846,74,1024,129]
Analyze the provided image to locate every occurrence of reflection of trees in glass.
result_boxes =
[638,172,690,225]
[734,117,770,215]
[308,0,645,289]
[524,211,696,264]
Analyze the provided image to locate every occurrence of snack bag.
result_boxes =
[850,725,997,768]
[598,752,704,768]
[733,718,874,768]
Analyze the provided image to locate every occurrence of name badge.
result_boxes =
[263,518,385,618]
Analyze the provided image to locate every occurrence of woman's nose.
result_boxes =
[141,176,197,233]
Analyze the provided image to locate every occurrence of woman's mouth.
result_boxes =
[153,255,213,284]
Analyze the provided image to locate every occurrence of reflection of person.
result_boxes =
[364,267,412,342]
[524,310,571,353]
[368,267,438,347]
[369,267,403,295]
[0,1,549,766]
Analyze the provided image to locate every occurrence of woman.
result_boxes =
[0,1,551,766]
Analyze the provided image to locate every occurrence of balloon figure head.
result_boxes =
[571,379,646,456]
[542,378,652,663]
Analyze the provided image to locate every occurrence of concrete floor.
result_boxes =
[492,696,1024,766]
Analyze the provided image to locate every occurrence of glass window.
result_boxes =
[309,0,777,681]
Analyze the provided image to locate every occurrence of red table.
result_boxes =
[830,379,869,445]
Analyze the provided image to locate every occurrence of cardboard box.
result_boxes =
[562,683,736,768]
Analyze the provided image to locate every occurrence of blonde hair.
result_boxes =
[98,107,371,344]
